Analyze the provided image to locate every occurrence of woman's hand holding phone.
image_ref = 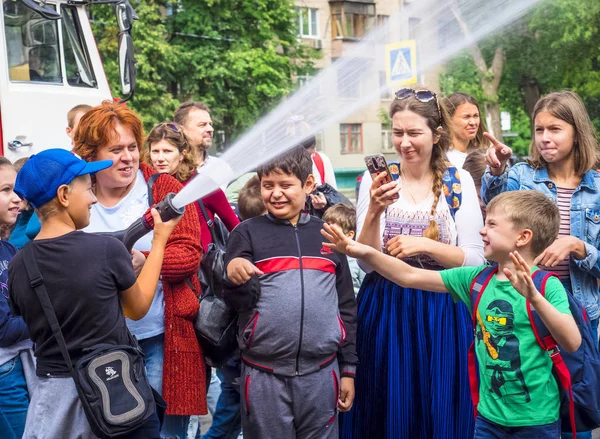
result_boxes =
[368,172,400,216]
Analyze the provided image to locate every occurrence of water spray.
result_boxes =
[170,0,545,208]
[107,0,549,247]
[101,159,234,250]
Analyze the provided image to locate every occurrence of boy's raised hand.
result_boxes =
[503,251,540,301]
[321,223,371,259]
[227,257,264,285]
[338,377,355,412]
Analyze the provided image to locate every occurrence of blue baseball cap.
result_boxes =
[15,148,113,208]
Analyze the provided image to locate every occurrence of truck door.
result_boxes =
[0,1,112,160]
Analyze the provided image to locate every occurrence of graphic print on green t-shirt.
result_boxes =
[476,299,530,404]
[439,265,571,427]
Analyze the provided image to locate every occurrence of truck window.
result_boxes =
[61,6,96,88]
[3,1,62,83]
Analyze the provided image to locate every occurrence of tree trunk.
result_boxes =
[451,5,505,142]
[521,76,540,133]
[484,101,502,140]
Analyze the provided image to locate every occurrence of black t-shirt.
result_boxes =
[8,231,137,377]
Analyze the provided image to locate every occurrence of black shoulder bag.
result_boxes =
[22,243,162,439]
[193,199,238,368]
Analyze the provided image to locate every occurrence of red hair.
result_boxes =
[73,101,144,161]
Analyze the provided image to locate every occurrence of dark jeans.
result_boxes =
[0,355,29,439]
[139,333,190,439]
[202,358,242,439]
[474,415,560,439]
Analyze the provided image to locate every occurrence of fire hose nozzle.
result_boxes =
[118,192,185,252]
[142,192,186,229]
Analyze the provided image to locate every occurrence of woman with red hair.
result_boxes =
[73,101,206,438]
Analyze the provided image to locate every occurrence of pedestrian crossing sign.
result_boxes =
[385,40,417,87]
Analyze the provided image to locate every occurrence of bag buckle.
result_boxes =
[30,275,44,288]
[548,346,560,358]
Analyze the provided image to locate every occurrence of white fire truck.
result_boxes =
[0,0,136,160]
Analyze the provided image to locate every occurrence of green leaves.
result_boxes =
[441,0,600,156]
[92,0,316,141]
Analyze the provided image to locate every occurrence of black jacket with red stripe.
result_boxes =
[223,212,358,378]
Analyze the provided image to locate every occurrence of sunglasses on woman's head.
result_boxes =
[164,123,180,133]
[394,88,442,125]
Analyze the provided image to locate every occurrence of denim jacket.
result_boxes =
[482,162,600,320]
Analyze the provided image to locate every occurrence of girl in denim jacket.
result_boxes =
[482,90,600,439]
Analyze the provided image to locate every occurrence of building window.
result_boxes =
[297,74,311,88]
[297,73,320,100]
[437,16,459,50]
[408,17,420,40]
[379,71,391,99]
[331,2,375,40]
[340,123,363,154]
[381,128,393,152]
[377,14,389,42]
[314,131,324,152]
[297,7,319,38]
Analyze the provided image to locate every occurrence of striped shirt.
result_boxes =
[542,187,574,280]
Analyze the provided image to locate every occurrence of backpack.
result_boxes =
[388,162,462,219]
[308,152,352,216]
[469,266,600,435]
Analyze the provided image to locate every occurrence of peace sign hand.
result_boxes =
[484,132,513,176]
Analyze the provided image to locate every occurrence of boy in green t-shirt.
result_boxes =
[322,190,581,438]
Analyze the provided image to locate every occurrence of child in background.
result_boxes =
[224,147,357,439]
[0,157,33,439]
[322,203,365,295]
[8,157,34,249]
[463,148,487,219]
[65,104,93,143]
[323,190,581,439]
[237,175,266,221]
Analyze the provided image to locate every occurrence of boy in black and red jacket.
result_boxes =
[223,147,357,439]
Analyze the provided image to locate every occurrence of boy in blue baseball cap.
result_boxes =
[7,149,182,438]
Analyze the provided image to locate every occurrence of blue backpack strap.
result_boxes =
[387,162,462,219]
[443,165,462,220]
[527,270,577,434]
[388,162,400,181]
[527,270,560,350]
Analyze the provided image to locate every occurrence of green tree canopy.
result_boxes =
[92,0,317,143]
[441,0,600,156]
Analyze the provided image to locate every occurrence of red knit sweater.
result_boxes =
[140,164,206,415]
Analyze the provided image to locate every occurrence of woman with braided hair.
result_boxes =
[342,87,485,438]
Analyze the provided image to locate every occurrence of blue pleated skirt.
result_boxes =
[341,272,475,439]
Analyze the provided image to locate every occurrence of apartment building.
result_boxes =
[295,0,442,195]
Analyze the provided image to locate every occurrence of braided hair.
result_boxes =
[389,88,452,241]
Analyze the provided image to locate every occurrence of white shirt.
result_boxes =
[446,149,468,169]
[84,170,164,340]
[355,168,485,273]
